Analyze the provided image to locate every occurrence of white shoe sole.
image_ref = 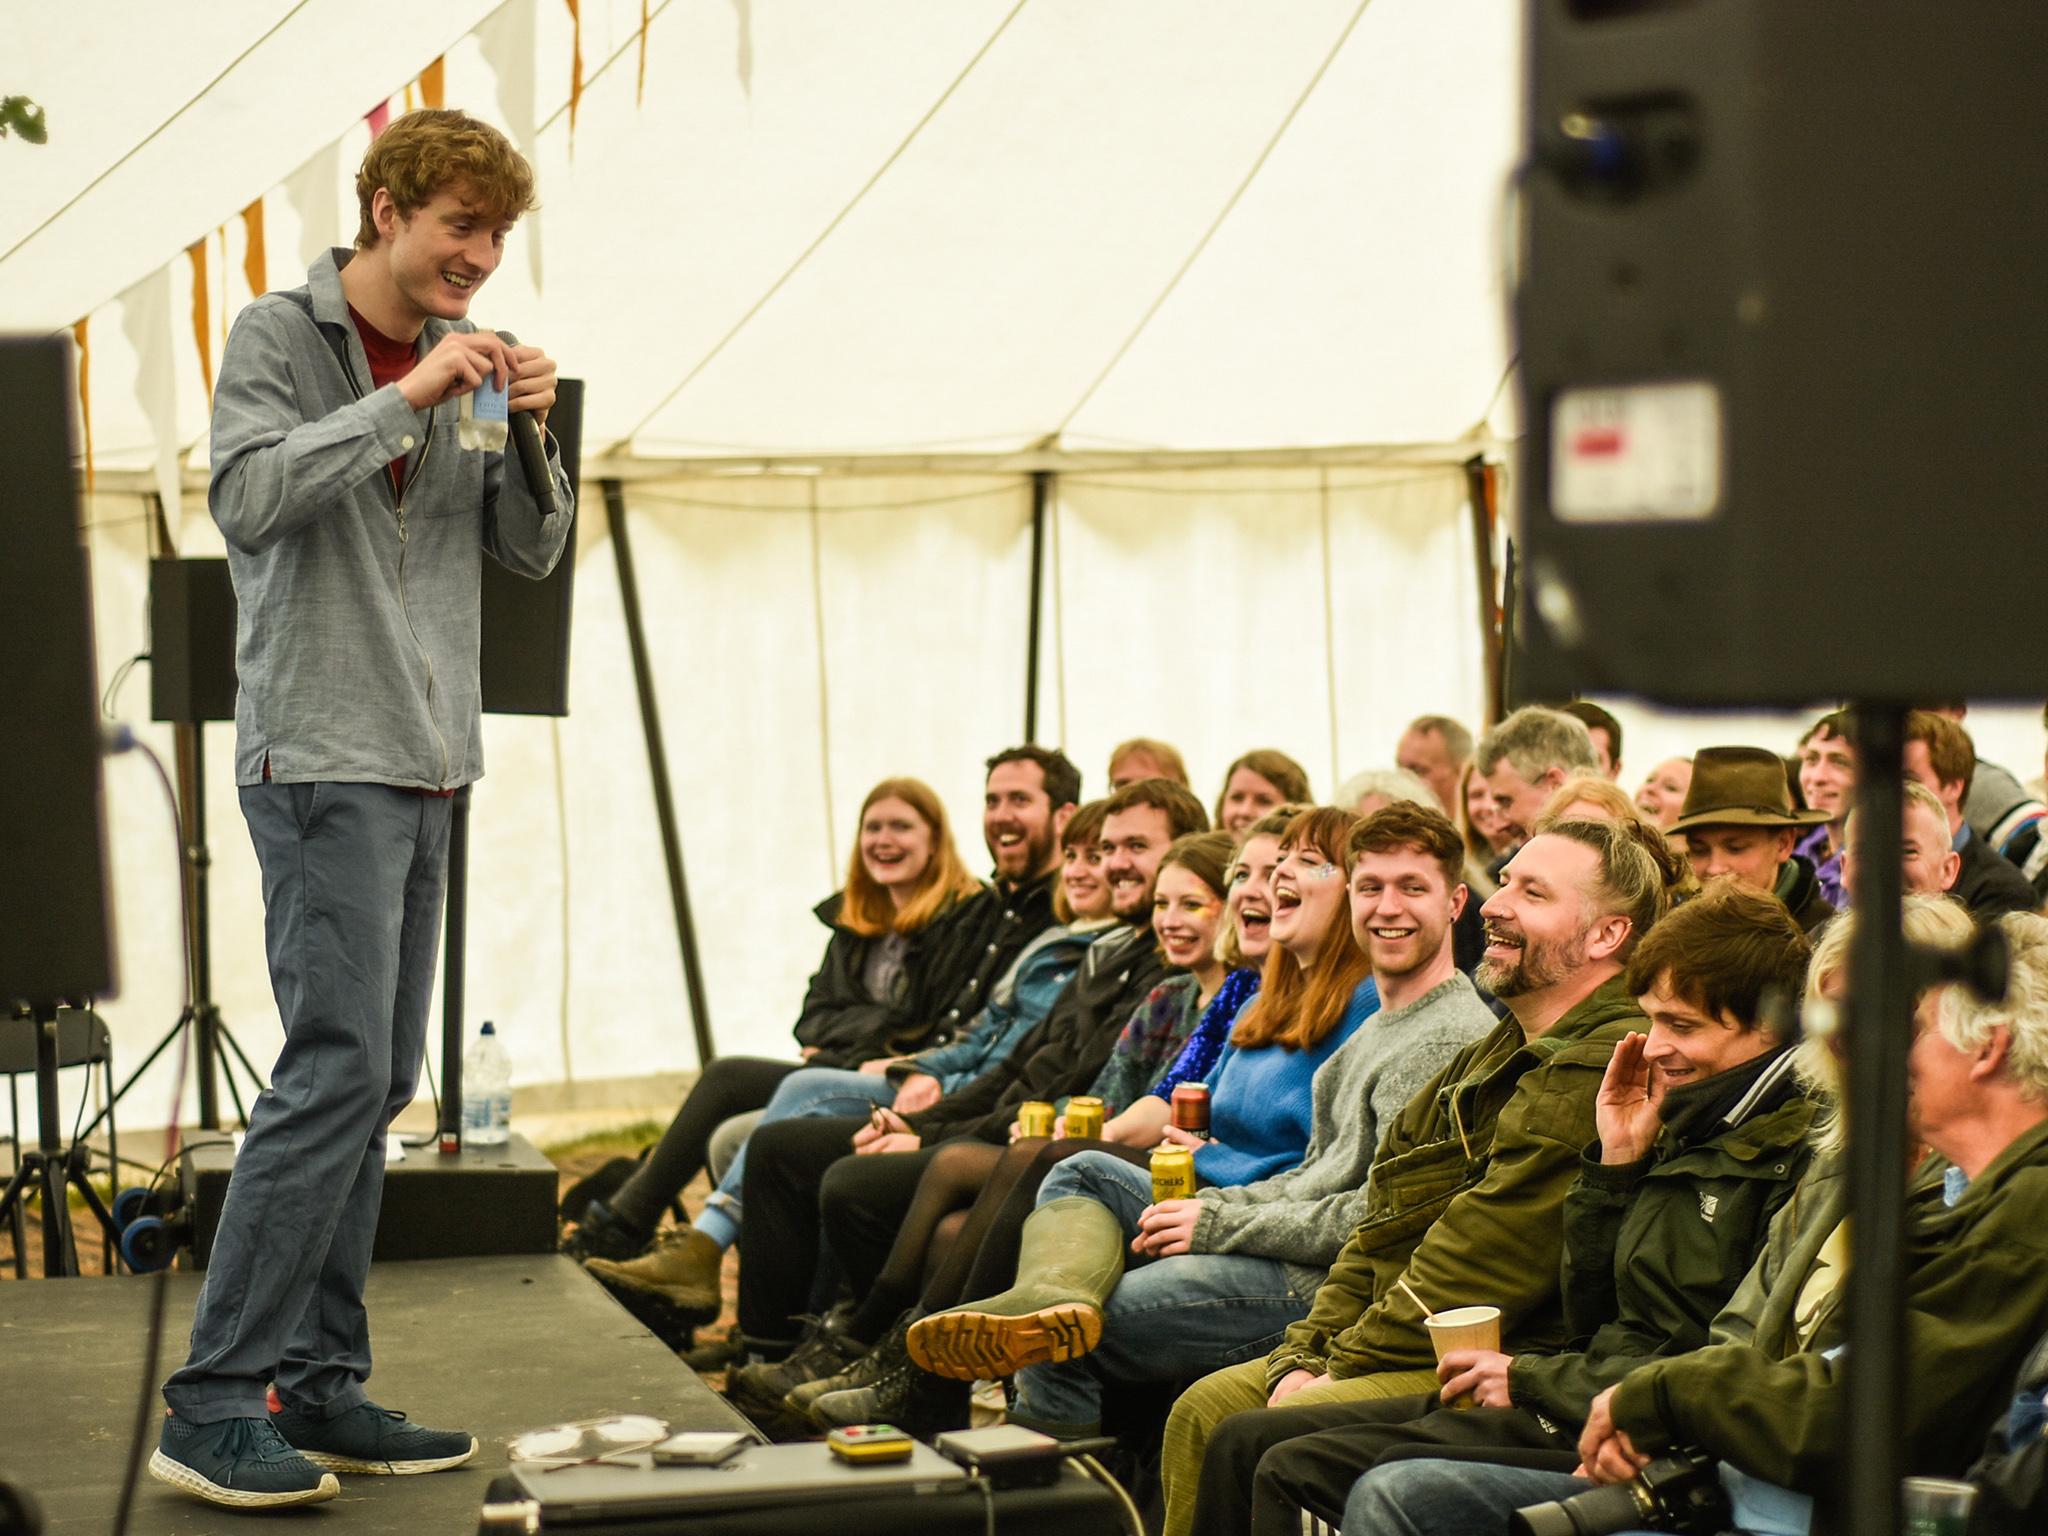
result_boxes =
[299,1437,478,1475]
[147,1448,339,1507]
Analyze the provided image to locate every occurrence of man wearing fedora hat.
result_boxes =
[1670,746,1836,933]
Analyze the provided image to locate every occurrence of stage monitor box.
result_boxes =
[179,1131,558,1266]
[0,335,114,1007]
[1515,3,2048,706]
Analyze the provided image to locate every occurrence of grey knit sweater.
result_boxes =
[1191,971,1498,1299]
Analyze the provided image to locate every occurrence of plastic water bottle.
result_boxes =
[461,1020,512,1146]
[457,375,509,452]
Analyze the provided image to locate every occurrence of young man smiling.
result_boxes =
[152,110,573,1509]
[1671,746,1835,933]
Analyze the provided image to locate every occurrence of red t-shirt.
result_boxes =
[348,304,418,495]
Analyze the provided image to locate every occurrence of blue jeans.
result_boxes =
[1343,1458,1588,1536]
[164,783,451,1423]
[1012,1151,1311,1429]
[701,1066,897,1226]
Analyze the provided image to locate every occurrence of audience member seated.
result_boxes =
[1668,746,1834,933]
[1535,776,1696,906]
[1334,767,1436,819]
[1906,710,2040,919]
[907,804,1496,1448]
[1473,706,1603,877]
[1458,758,1512,897]
[1833,780,1962,905]
[1396,714,1474,816]
[1560,700,1625,781]
[1214,749,1311,834]
[1110,737,1190,788]
[581,799,1116,1340]
[1156,819,1667,1536]
[1786,710,1856,908]
[727,780,1205,1377]
[1927,703,2048,858]
[1967,1321,2048,1536]
[1340,902,2048,1536]
[1188,881,1818,1536]
[1632,756,1693,831]
[564,766,1042,1264]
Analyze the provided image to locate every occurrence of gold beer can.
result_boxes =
[1150,1145,1197,1203]
[1016,1100,1055,1139]
[1065,1096,1107,1140]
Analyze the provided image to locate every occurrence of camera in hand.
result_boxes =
[1511,1451,1732,1536]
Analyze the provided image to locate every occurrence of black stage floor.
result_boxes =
[0,1255,750,1535]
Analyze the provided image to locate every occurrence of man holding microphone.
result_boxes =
[151,109,573,1509]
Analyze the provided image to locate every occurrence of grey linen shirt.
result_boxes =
[210,248,574,790]
[1191,971,1499,1299]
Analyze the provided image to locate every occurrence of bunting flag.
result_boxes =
[72,317,94,494]
[188,235,214,406]
[638,0,650,104]
[732,0,754,95]
[121,266,183,522]
[478,0,544,291]
[367,99,391,137]
[404,83,418,115]
[286,139,344,269]
[241,198,268,300]
[421,56,446,109]
[565,0,584,142]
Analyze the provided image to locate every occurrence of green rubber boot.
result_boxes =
[905,1196,1126,1381]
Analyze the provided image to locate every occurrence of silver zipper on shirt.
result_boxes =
[333,325,451,789]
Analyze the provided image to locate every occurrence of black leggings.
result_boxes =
[605,1056,798,1233]
[843,1136,1150,1340]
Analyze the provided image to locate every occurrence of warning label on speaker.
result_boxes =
[1550,380,1722,522]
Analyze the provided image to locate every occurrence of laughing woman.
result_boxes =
[565,778,982,1265]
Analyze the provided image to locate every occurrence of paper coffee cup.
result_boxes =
[1901,1476,1976,1536]
[1423,1305,1501,1409]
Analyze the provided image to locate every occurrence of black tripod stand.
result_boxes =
[0,1005,120,1278]
[84,728,264,1138]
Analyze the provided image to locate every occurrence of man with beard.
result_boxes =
[1157,820,1663,1536]
[726,779,1204,1408]
[565,745,1078,1267]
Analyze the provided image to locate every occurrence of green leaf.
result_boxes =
[1,96,49,144]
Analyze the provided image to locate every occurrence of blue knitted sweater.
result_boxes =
[1193,977,1379,1188]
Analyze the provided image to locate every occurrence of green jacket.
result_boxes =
[1265,975,1644,1389]
[1612,1118,2048,1507]
[1508,1050,1818,1428]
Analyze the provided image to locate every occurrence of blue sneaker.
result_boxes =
[148,1413,339,1507]
[271,1398,478,1475]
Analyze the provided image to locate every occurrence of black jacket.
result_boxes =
[1773,853,1836,936]
[903,921,1170,1147]
[1968,1325,2048,1536]
[790,871,1060,1069]
[1953,826,2040,921]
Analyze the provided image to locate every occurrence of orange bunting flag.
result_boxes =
[566,0,584,141]
[241,199,267,299]
[638,0,650,104]
[189,236,214,405]
[73,317,94,494]
[421,55,446,109]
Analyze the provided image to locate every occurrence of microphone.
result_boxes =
[495,330,558,519]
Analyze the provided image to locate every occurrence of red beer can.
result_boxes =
[1170,1083,1211,1139]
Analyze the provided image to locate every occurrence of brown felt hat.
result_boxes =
[1668,746,1832,833]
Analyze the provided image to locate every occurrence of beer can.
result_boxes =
[1016,1100,1055,1140]
[1065,1095,1107,1140]
[1150,1145,1198,1203]
[1170,1083,1211,1139]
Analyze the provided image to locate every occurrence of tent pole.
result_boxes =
[604,479,717,1066]
[1024,471,1050,742]
[1464,455,1504,725]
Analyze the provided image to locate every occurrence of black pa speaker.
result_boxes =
[1515,2,2048,705]
[479,377,582,715]
[151,556,238,723]
[0,336,115,1007]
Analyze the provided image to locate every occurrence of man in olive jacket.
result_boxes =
[1188,881,1820,1536]
[1344,907,2048,1536]
[1158,820,1669,1536]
